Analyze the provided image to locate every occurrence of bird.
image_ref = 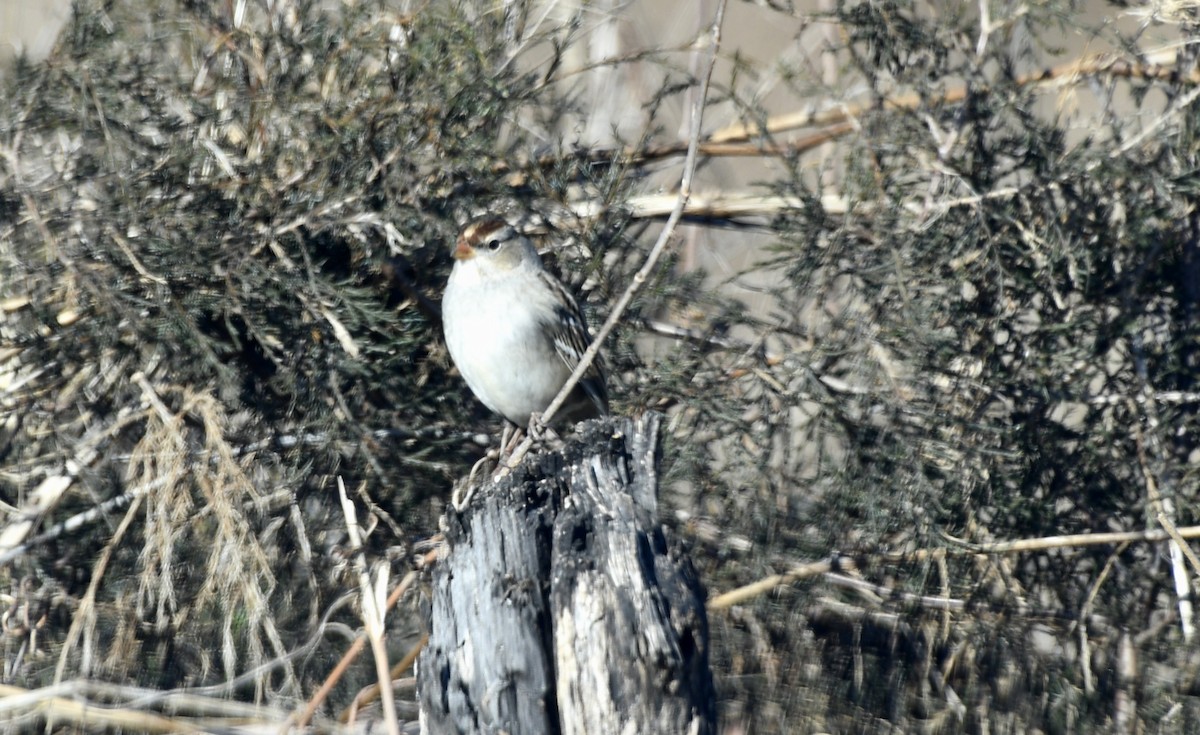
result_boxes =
[441,217,609,434]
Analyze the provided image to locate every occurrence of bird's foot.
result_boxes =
[497,423,525,460]
[525,412,562,445]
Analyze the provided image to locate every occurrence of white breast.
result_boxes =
[443,263,571,425]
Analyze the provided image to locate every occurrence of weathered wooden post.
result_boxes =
[418,413,715,734]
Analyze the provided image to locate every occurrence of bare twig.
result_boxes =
[0,683,208,733]
[709,564,966,614]
[1132,394,1197,643]
[925,525,1200,556]
[711,523,1200,610]
[709,558,833,610]
[570,190,850,222]
[823,572,966,612]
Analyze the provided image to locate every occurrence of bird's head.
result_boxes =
[453,218,540,274]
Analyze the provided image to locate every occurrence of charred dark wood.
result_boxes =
[418,413,714,735]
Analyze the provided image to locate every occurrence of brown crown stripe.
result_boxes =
[461,218,509,244]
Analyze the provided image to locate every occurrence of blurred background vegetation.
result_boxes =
[2,0,1199,732]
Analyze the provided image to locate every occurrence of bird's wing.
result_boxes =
[538,270,610,415]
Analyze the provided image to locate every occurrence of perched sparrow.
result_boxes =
[442,217,609,428]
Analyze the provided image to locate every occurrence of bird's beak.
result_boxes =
[452,238,475,261]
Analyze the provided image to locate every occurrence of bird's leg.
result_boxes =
[499,422,513,456]
[497,421,525,460]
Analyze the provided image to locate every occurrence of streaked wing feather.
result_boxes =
[538,271,609,415]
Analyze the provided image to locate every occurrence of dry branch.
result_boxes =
[711,524,1200,611]
[501,45,1198,194]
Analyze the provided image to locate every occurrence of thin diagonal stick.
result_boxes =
[504,0,728,470]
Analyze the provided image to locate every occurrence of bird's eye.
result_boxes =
[486,239,502,251]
